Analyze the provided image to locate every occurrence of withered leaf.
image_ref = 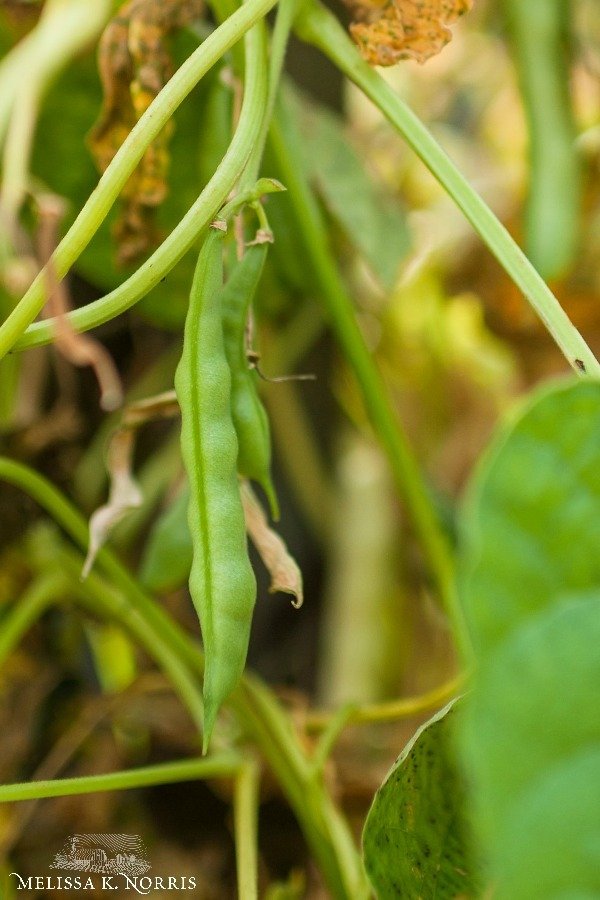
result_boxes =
[88,0,204,265]
[83,428,143,578]
[241,482,303,608]
[82,390,180,578]
[347,0,473,67]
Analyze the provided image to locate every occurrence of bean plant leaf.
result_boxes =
[347,0,473,67]
[287,86,410,291]
[139,485,193,593]
[362,698,482,899]
[457,379,600,899]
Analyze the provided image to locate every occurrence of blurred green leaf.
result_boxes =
[290,87,410,291]
[458,379,600,899]
[362,699,481,899]
[139,485,192,593]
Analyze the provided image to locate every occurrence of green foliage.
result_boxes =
[458,380,600,898]
[2,2,599,896]
[362,699,481,899]
[139,485,192,593]
[292,87,410,291]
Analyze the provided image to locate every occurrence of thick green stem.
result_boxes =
[1,0,275,358]
[268,106,460,632]
[294,0,600,378]
[0,756,242,803]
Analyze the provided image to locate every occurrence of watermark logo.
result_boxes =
[51,834,151,877]
[10,834,197,894]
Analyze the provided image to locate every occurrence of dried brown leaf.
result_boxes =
[88,0,204,264]
[241,482,303,608]
[82,428,143,578]
[347,0,473,67]
[82,390,181,577]
[122,389,179,427]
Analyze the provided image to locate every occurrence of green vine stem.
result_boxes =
[0,756,242,803]
[234,760,261,900]
[0,460,207,734]
[0,459,365,898]
[294,0,600,379]
[305,674,463,732]
[268,106,461,636]
[0,1,274,358]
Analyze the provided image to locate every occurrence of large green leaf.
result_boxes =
[457,379,600,899]
[362,699,481,899]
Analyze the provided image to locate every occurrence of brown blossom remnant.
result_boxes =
[88,0,204,265]
[82,389,180,577]
[241,482,304,609]
[347,0,473,67]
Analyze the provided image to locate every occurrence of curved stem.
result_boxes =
[0,755,242,803]
[294,0,600,378]
[305,675,464,732]
[1,0,276,358]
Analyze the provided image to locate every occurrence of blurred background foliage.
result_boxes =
[0,0,599,894]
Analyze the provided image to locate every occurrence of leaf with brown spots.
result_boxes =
[347,0,473,67]
[88,0,204,265]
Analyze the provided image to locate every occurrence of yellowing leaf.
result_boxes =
[347,0,473,67]
[88,0,204,264]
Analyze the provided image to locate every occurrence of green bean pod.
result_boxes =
[175,227,256,752]
[221,241,280,520]
[502,0,581,280]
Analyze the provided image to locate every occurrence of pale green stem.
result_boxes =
[1,0,276,358]
[240,0,301,188]
[234,760,261,900]
[1,84,39,223]
[0,755,242,803]
[295,1,600,378]
[230,676,370,899]
[0,0,112,152]
[306,675,463,732]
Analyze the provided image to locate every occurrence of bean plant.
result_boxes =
[0,0,599,897]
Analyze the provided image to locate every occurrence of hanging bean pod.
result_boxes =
[221,240,279,520]
[175,226,256,752]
